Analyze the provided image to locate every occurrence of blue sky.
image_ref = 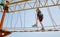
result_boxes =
[0,0,60,37]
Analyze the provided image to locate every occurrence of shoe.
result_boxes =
[41,28,45,31]
[32,24,37,27]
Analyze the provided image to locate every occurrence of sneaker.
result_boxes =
[32,24,37,27]
[41,28,45,31]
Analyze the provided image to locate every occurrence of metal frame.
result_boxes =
[0,0,60,32]
[0,0,60,12]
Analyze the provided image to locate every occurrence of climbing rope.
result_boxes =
[19,12,23,28]
[6,13,9,29]
[10,13,13,29]
[47,7,57,29]
[14,13,18,30]
[24,11,26,28]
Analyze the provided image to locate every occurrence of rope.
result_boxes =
[34,0,38,25]
[10,13,13,29]
[14,13,18,30]
[57,6,60,26]
[56,0,60,4]
[35,9,38,29]
[6,13,9,29]
[44,0,48,6]
[47,7,57,29]
[33,0,37,8]
[24,11,26,28]
[19,12,23,28]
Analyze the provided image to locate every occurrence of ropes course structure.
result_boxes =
[0,0,60,33]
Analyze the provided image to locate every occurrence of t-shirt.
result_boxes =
[0,2,5,8]
[0,2,9,13]
[37,10,43,17]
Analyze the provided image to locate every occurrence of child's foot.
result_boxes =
[41,28,45,31]
[32,24,38,27]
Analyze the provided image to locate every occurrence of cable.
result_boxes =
[24,11,26,28]
[47,7,57,29]
[19,12,23,28]
[10,13,13,29]
[6,13,9,29]
[14,13,18,31]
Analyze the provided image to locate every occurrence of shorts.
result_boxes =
[3,6,9,13]
[4,6,8,10]
[37,15,43,22]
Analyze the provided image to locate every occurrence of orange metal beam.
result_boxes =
[0,29,12,37]
[0,10,12,37]
[9,0,30,5]
[0,10,6,29]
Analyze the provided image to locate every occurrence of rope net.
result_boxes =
[0,0,60,32]
[0,6,59,32]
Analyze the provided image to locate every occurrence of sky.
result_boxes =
[0,0,60,37]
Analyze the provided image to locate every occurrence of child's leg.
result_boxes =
[35,17,38,25]
[38,16,44,30]
[40,22,44,30]
[32,18,38,27]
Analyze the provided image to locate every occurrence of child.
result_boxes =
[0,1,11,37]
[0,1,9,29]
[32,8,45,30]
[0,1,9,13]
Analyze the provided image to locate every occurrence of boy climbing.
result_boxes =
[0,1,11,37]
[0,1,9,29]
[32,8,45,30]
[0,1,9,13]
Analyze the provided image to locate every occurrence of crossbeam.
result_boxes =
[0,0,60,12]
[3,29,60,32]
[9,0,30,5]
[3,26,60,32]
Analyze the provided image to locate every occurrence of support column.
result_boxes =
[0,10,6,29]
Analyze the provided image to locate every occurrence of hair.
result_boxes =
[6,1,9,3]
[36,8,41,13]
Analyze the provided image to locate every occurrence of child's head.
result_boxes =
[36,8,40,13]
[6,1,9,5]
